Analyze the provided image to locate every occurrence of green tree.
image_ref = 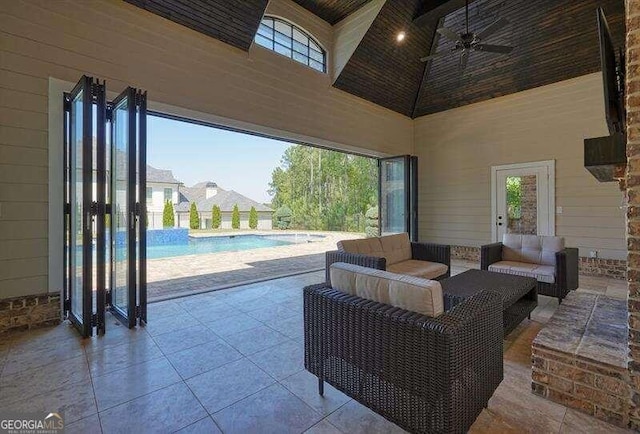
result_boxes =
[506,176,522,218]
[269,145,377,232]
[274,205,293,230]
[189,202,200,229]
[162,200,175,228]
[249,206,258,229]
[211,205,221,229]
[365,206,379,238]
[231,204,240,229]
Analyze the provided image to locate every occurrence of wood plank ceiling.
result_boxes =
[290,0,372,24]
[124,0,269,51]
[336,0,625,118]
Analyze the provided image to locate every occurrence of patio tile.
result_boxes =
[212,383,323,434]
[83,320,151,354]
[87,337,164,377]
[280,370,351,415]
[327,399,407,434]
[144,312,197,336]
[2,336,85,375]
[92,357,181,411]
[99,382,207,434]
[152,324,221,354]
[248,340,304,380]
[147,300,186,317]
[304,419,344,434]
[0,355,90,407]
[7,322,79,354]
[559,408,632,433]
[186,358,275,414]
[65,414,102,434]
[167,339,243,379]
[204,313,263,337]
[264,314,304,341]
[223,325,290,355]
[1,379,96,425]
[229,296,277,313]
[246,303,298,322]
[175,416,222,434]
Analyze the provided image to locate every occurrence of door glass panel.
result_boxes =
[380,157,407,235]
[505,175,537,235]
[70,90,84,321]
[112,97,129,316]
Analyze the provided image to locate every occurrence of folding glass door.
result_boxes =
[63,75,147,337]
[378,155,418,240]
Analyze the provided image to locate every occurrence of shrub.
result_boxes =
[365,205,379,238]
[231,204,240,229]
[274,205,292,230]
[189,202,200,229]
[162,200,175,228]
[249,206,258,229]
[211,205,221,229]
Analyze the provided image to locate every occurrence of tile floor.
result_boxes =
[0,261,633,433]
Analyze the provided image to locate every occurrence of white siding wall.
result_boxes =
[414,73,626,260]
[0,0,410,298]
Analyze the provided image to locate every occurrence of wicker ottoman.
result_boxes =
[441,269,538,336]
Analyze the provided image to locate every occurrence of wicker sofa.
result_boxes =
[325,233,451,284]
[305,263,504,434]
[481,234,579,302]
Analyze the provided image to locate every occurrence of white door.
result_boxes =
[491,161,555,242]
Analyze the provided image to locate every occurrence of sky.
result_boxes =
[148,115,291,204]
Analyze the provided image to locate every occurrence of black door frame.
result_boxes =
[378,155,417,240]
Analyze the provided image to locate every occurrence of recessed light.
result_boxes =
[396,32,406,43]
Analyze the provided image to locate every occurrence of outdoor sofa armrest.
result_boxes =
[303,284,503,433]
[481,242,503,270]
[555,247,579,291]
[325,250,386,284]
[411,242,450,270]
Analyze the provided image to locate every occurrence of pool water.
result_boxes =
[147,234,323,259]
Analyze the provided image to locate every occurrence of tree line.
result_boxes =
[269,145,378,232]
[162,201,259,230]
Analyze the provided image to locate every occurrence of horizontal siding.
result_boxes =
[0,0,412,299]
[415,73,626,260]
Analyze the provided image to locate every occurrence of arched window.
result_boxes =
[255,16,326,73]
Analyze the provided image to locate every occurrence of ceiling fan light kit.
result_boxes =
[419,0,514,73]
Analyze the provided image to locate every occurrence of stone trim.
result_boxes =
[0,293,61,334]
[450,245,626,279]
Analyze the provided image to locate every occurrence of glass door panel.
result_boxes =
[379,156,410,236]
[65,76,93,337]
[137,92,148,324]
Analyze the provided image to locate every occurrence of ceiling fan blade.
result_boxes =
[476,17,509,41]
[459,50,469,73]
[436,27,461,42]
[420,51,451,62]
[474,44,514,54]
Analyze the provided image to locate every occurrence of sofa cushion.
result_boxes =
[488,260,555,284]
[387,260,448,280]
[329,263,443,317]
[337,237,385,259]
[503,234,564,266]
[379,233,412,265]
[389,275,444,317]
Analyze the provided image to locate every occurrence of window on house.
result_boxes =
[255,16,326,73]
[146,187,153,203]
[164,188,172,203]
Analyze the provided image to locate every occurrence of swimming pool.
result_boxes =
[147,233,325,259]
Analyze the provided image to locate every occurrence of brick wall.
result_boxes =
[627,0,640,429]
[0,293,61,334]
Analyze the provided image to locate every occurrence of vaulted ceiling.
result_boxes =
[125,0,625,118]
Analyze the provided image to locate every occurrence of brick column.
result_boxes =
[627,0,640,429]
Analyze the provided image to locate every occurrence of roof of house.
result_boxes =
[147,165,181,184]
[175,182,272,213]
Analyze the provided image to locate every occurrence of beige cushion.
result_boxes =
[388,275,444,317]
[502,234,564,266]
[489,260,555,284]
[387,260,448,280]
[379,233,412,265]
[329,263,443,317]
[337,237,385,259]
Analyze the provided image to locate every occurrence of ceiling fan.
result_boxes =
[420,0,514,72]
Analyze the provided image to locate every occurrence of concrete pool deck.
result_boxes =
[147,231,363,301]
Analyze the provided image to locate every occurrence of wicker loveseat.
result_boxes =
[325,233,451,284]
[304,263,503,434]
[481,234,579,302]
